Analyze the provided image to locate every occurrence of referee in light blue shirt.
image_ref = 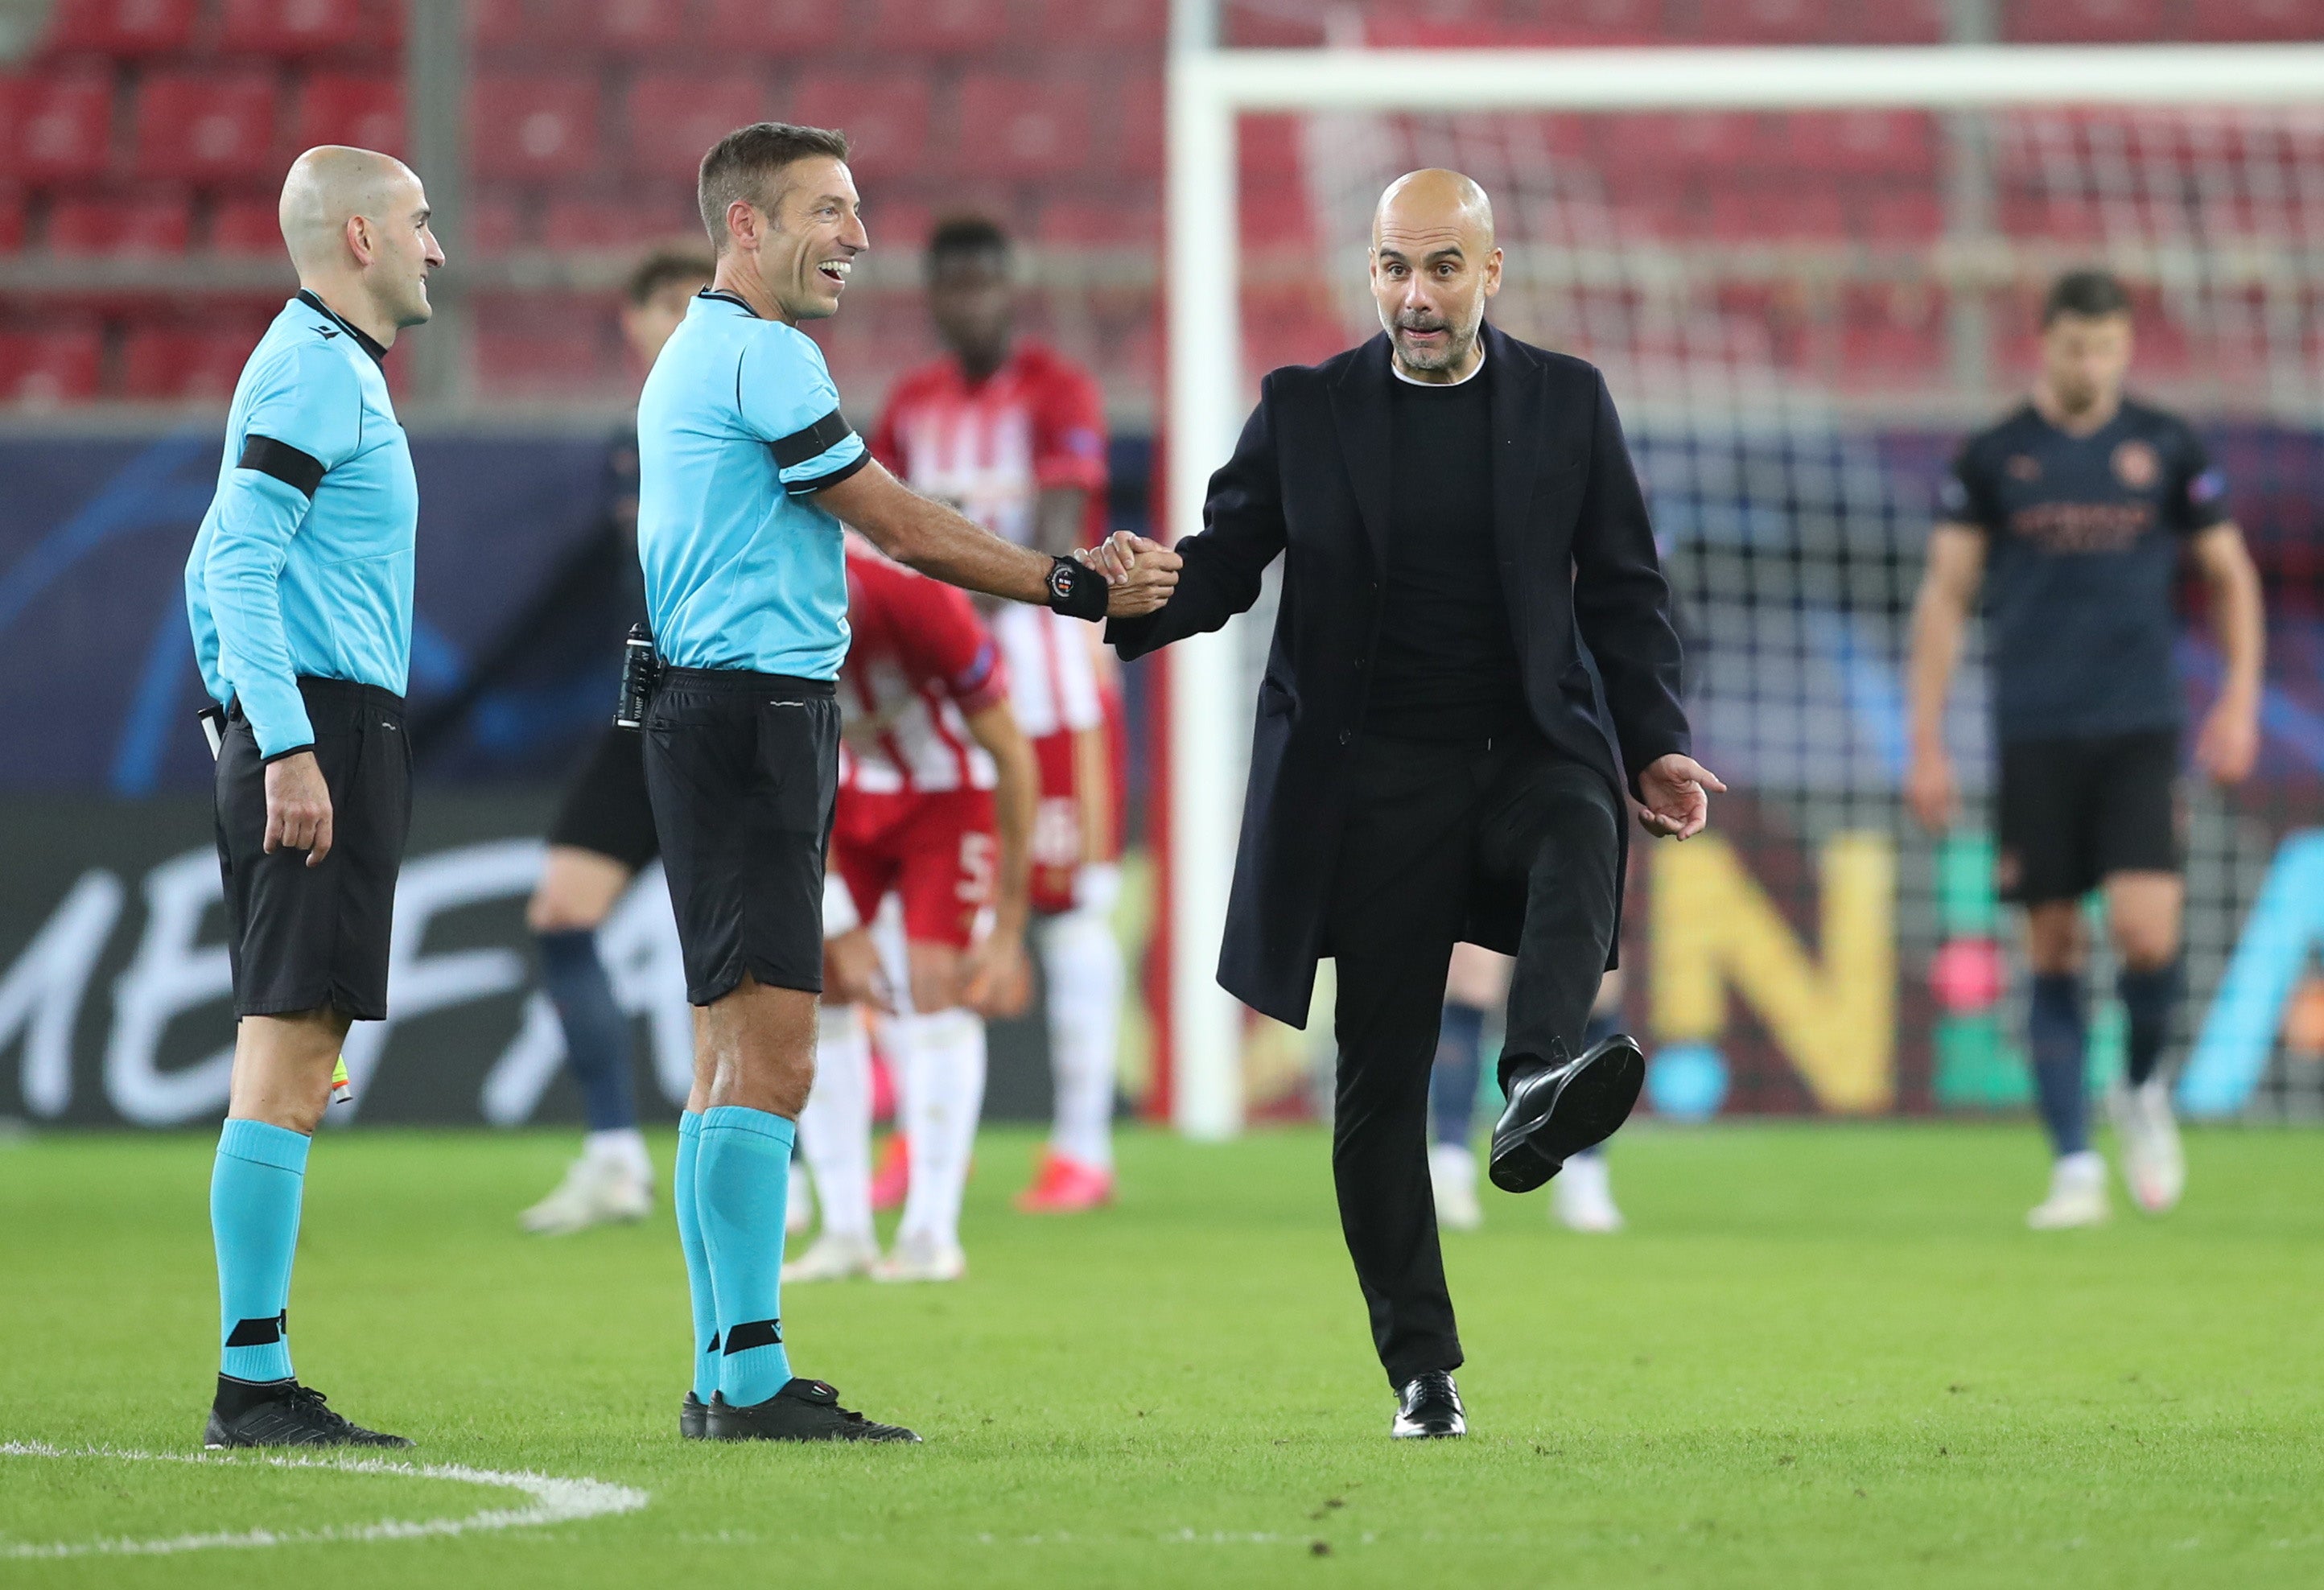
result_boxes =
[182,146,442,1452]
[641,122,1177,1446]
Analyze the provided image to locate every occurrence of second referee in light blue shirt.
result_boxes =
[638,122,1177,1448]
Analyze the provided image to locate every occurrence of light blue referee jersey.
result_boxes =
[635,289,870,680]
[184,290,417,759]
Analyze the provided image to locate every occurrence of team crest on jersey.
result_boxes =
[2005,453,2041,482]
[2112,439,2160,489]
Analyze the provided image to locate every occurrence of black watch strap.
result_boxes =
[1046,555,1109,622]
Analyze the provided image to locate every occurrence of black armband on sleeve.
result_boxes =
[237,435,327,498]
[785,449,870,498]
[1046,555,1110,622]
[772,409,855,468]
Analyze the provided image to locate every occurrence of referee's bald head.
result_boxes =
[278,146,443,331]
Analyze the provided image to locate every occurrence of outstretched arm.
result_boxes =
[818,461,1176,620]
[1105,383,1288,659]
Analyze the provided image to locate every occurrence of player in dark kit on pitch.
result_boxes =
[514,245,715,1237]
[1906,268,2265,1229]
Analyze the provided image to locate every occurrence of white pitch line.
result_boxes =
[0,1441,649,1559]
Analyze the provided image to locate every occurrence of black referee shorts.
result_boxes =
[1995,728,2182,906]
[214,678,412,1021]
[641,667,839,1005]
[547,723,660,872]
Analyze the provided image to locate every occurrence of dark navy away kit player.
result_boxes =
[183,145,444,1448]
[1906,268,2265,1230]
[517,244,715,1237]
[637,122,1176,1443]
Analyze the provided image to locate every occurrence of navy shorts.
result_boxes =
[1995,729,2182,905]
[548,723,660,873]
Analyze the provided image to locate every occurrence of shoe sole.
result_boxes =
[1489,1043,1644,1194]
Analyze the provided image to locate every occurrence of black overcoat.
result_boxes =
[1109,324,1691,1028]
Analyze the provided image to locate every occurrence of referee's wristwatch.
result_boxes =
[1046,554,1110,622]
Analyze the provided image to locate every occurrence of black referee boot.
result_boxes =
[706,1379,921,1443]
[681,1391,708,1440]
[202,1377,413,1449]
[1488,1033,1645,1194]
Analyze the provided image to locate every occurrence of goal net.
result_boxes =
[1163,44,2324,1135]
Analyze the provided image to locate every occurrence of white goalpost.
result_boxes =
[1160,35,2324,1139]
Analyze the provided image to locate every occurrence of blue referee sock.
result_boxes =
[1430,1003,1487,1147]
[674,1111,719,1402]
[538,929,640,1133]
[2028,974,2091,1157]
[695,1106,796,1407]
[211,1118,310,1385]
[2118,962,2182,1090]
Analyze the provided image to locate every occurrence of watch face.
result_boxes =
[1049,561,1075,600]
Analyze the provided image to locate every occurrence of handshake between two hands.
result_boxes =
[1072,531,1182,619]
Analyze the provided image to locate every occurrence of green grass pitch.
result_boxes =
[2,1121,2320,1588]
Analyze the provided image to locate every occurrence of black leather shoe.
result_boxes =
[202,1380,413,1449]
[706,1379,921,1443]
[681,1390,707,1440]
[1391,1370,1465,1439]
[1489,1032,1645,1194]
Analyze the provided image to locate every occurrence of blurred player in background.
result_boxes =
[789,537,1036,1283]
[1908,268,2265,1230]
[517,244,714,1237]
[1428,950,1624,1234]
[870,217,1127,1213]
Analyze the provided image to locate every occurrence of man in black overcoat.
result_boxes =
[1105,169,1724,1438]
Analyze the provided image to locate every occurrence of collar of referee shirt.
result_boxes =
[696,287,760,318]
[296,288,387,368]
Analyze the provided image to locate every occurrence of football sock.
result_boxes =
[2028,973,2091,1157]
[537,929,640,1135]
[1430,1002,1487,1147]
[695,1105,796,1407]
[1040,903,1123,1169]
[2117,961,2182,1089]
[673,1110,719,1402]
[895,1007,987,1248]
[798,1004,875,1241]
[211,1118,309,1385]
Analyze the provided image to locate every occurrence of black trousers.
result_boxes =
[1325,727,1622,1386]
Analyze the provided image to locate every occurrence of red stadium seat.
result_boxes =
[542,195,693,249]
[954,77,1091,179]
[1708,185,1848,242]
[468,0,530,48]
[0,183,23,250]
[1687,0,1832,43]
[1037,196,1158,247]
[209,192,281,252]
[623,72,770,180]
[0,325,104,405]
[1107,74,1161,175]
[1238,174,1312,251]
[134,72,277,181]
[785,75,927,179]
[2004,0,2167,41]
[867,0,1007,52]
[468,192,525,253]
[42,0,197,56]
[10,75,116,182]
[593,0,686,53]
[47,188,192,252]
[698,0,845,56]
[1785,110,1937,177]
[122,322,267,400]
[218,0,369,56]
[1857,187,1943,244]
[1037,0,1164,45]
[475,297,618,393]
[861,197,929,251]
[2181,0,2324,38]
[295,74,402,154]
[469,74,600,179]
[1842,0,1945,40]
[1593,112,1757,181]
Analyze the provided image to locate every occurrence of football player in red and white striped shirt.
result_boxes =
[868,216,1126,1213]
[789,536,1036,1283]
